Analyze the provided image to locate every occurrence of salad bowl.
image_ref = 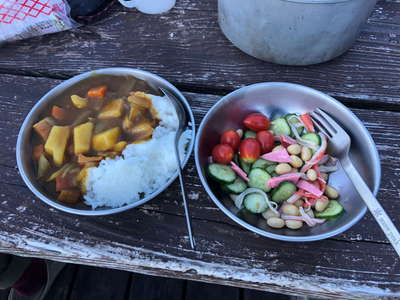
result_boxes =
[195,82,380,242]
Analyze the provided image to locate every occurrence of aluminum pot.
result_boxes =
[218,0,378,65]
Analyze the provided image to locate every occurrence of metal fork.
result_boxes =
[159,87,196,249]
[310,108,400,257]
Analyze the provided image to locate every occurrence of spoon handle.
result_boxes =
[174,143,196,249]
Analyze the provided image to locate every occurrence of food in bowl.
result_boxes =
[207,112,344,230]
[31,81,191,209]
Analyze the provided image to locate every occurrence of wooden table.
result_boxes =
[0,1,399,299]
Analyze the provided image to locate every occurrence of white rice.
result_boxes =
[83,95,192,209]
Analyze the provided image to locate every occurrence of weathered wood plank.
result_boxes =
[69,265,131,300]
[243,289,291,300]
[185,281,240,300]
[0,289,9,300]
[0,74,400,298]
[43,263,78,300]
[0,74,399,245]
[128,273,185,300]
[0,1,399,106]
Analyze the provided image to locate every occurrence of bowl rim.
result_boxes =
[194,82,381,242]
[16,67,196,216]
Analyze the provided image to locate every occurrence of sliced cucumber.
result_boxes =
[285,114,304,136]
[248,168,272,192]
[207,163,236,183]
[239,157,252,174]
[224,177,247,194]
[271,117,291,136]
[265,164,277,175]
[315,200,344,219]
[244,130,257,139]
[301,133,321,146]
[244,193,268,213]
[271,181,297,203]
[251,158,275,170]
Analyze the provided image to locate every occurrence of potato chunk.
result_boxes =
[45,126,70,166]
[128,92,152,109]
[33,118,53,141]
[98,99,124,119]
[128,104,144,122]
[71,95,88,108]
[74,122,94,154]
[92,127,120,151]
[113,141,127,152]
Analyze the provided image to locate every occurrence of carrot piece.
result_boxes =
[87,85,108,98]
[77,154,103,165]
[33,118,52,141]
[51,105,68,121]
[32,144,44,161]
[300,113,315,133]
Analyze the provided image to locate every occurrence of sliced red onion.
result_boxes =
[207,156,213,164]
[281,214,304,222]
[286,193,302,204]
[300,133,328,173]
[297,180,323,197]
[299,207,316,227]
[230,161,250,182]
[318,154,330,165]
[287,116,319,151]
[319,165,338,173]
[235,188,279,214]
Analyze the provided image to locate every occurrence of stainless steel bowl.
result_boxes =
[16,68,195,216]
[195,82,380,242]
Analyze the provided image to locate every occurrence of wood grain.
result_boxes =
[0,74,400,299]
[0,0,399,107]
[185,281,240,300]
[128,273,185,300]
[69,265,131,300]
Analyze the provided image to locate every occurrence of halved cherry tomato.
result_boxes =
[220,130,240,151]
[239,138,260,163]
[243,113,271,132]
[212,144,234,164]
[256,130,274,154]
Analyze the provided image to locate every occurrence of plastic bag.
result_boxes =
[0,0,78,43]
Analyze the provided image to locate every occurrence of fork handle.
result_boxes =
[342,158,400,257]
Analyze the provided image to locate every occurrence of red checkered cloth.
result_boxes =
[0,0,53,24]
[0,0,77,42]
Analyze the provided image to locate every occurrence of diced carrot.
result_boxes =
[300,113,315,133]
[51,105,69,121]
[87,85,108,98]
[77,154,103,165]
[33,118,52,141]
[32,144,44,161]
[57,189,81,204]
[56,173,77,192]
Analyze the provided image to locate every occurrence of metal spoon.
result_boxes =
[159,87,196,249]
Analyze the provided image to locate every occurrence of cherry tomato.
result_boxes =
[212,144,234,164]
[239,138,260,163]
[220,130,240,150]
[256,130,274,154]
[243,113,271,132]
